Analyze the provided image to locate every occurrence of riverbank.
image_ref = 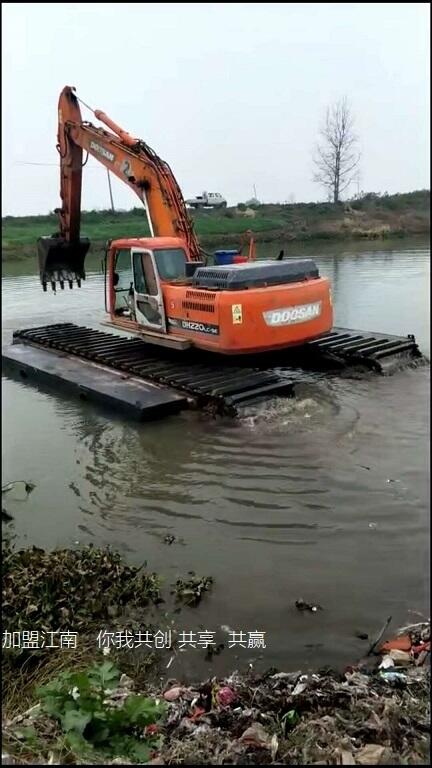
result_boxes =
[4,661,430,766]
[2,190,429,262]
[2,534,430,764]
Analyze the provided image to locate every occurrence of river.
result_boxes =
[2,237,430,677]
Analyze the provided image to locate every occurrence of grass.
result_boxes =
[2,190,429,262]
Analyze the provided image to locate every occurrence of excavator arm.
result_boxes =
[38,86,202,290]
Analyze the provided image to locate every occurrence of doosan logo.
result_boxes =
[90,141,115,163]
[263,301,322,326]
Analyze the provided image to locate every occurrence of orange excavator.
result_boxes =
[37,86,333,355]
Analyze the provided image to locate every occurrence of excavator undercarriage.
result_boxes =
[7,322,424,418]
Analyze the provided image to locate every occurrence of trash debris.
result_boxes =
[216,686,236,707]
[411,641,431,655]
[2,585,429,768]
[292,677,309,695]
[379,670,407,684]
[295,598,323,612]
[355,631,369,640]
[188,706,206,722]
[387,648,412,666]
[379,655,395,669]
[355,743,390,764]
[163,534,176,545]
[239,722,272,749]
[3,640,430,765]
[270,671,302,681]
[380,634,411,652]
[163,686,184,701]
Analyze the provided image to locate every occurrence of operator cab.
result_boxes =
[107,237,203,335]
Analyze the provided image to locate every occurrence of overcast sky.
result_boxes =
[2,2,430,216]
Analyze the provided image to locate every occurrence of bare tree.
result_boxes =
[313,97,360,203]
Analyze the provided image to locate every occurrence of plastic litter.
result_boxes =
[216,686,236,707]
[411,641,430,655]
[239,722,272,749]
[380,634,411,652]
[387,649,412,666]
[163,686,184,701]
[379,655,394,669]
[379,670,407,683]
[188,706,206,722]
[292,678,308,696]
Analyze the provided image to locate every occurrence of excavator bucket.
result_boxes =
[37,236,90,291]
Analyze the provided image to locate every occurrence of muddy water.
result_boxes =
[2,238,430,677]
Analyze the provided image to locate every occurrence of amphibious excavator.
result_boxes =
[36,86,333,355]
[4,87,422,419]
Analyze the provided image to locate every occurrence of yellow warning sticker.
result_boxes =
[232,303,243,324]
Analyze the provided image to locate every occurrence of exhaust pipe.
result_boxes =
[37,236,90,291]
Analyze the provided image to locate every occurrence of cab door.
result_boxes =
[131,248,167,332]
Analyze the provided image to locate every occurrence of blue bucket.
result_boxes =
[213,250,240,265]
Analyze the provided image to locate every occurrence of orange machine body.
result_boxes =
[106,237,333,354]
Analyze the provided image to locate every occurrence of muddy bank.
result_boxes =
[2,622,430,765]
[1,535,430,764]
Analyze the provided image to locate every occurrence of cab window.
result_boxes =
[114,249,132,290]
[133,252,147,294]
[154,248,187,280]
[113,249,132,312]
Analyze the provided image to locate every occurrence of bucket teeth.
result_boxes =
[37,236,90,290]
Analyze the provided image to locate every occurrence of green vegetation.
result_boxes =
[1,531,213,723]
[2,538,162,643]
[2,190,429,262]
[1,534,162,718]
[172,572,214,606]
[34,661,165,763]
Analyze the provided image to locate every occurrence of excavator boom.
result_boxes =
[38,87,201,290]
